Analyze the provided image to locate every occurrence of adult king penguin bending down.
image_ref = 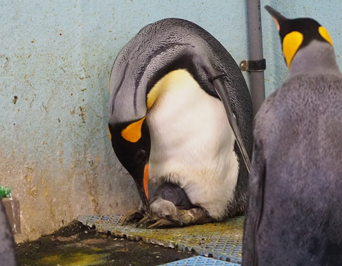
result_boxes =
[109,18,253,228]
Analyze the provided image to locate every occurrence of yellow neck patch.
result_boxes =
[147,69,191,109]
[121,117,146,143]
[283,31,304,68]
[319,26,333,46]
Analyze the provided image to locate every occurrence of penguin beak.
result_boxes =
[135,163,151,213]
[265,5,287,31]
[143,163,149,200]
[108,119,152,214]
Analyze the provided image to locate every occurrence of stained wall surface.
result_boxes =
[1,0,341,242]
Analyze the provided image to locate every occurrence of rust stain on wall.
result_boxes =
[24,168,38,198]
[13,96,18,104]
[79,106,86,123]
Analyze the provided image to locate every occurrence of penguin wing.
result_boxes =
[242,139,266,266]
[210,76,251,172]
[242,91,278,266]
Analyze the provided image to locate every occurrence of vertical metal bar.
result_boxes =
[247,0,266,115]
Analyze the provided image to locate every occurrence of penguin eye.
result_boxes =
[135,149,148,163]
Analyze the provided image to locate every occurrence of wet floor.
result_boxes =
[16,220,195,266]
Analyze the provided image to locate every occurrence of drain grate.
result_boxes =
[160,256,240,266]
[78,215,244,264]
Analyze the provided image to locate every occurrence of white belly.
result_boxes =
[146,69,239,219]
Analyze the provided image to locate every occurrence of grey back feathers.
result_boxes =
[0,200,17,266]
[109,18,253,148]
[243,13,342,266]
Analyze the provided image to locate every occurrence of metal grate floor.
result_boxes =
[160,256,240,266]
[78,215,244,264]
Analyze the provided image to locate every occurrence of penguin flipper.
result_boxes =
[210,75,251,172]
[242,140,266,266]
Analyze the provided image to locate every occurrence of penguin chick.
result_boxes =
[242,6,342,266]
[0,200,17,266]
[109,18,253,227]
[144,183,197,228]
[151,183,195,211]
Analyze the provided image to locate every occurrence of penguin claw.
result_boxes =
[136,215,153,227]
[174,214,187,225]
[147,218,178,229]
[121,209,144,225]
[122,202,213,228]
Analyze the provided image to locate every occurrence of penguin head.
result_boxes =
[265,5,333,68]
[108,117,151,212]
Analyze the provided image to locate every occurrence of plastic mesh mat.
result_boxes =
[160,256,240,266]
[78,215,243,264]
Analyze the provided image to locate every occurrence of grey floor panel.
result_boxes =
[78,215,244,264]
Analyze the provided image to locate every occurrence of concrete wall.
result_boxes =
[1,0,341,242]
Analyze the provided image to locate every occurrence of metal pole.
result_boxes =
[247,0,265,115]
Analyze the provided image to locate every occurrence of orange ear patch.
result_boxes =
[121,117,146,143]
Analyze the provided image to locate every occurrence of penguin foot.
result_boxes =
[147,218,179,228]
[144,197,214,228]
[136,215,154,227]
[136,214,182,228]
[136,207,214,228]
[121,209,144,225]
[122,197,214,228]
[131,198,187,228]
[176,208,214,225]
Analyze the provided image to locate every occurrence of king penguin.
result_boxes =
[109,18,253,227]
[0,200,17,265]
[242,6,342,266]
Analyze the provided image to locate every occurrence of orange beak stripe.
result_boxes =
[108,127,112,140]
[143,163,149,200]
[272,17,280,31]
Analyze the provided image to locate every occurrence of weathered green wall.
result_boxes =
[1,0,341,242]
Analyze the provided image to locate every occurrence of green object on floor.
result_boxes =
[0,186,12,199]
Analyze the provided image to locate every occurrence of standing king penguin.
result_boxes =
[0,200,17,265]
[109,18,253,227]
[242,6,342,266]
